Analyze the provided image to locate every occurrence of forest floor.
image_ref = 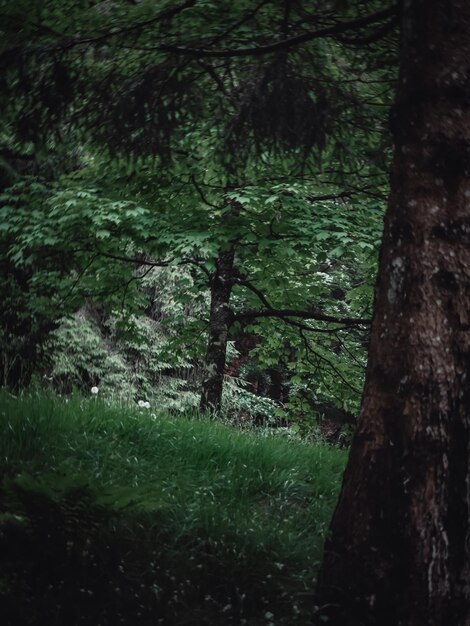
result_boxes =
[0,391,345,625]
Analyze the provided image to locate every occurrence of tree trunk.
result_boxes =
[200,245,235,413]
[315,1,470,625]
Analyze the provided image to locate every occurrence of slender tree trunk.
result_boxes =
[200,245,235,412]
[315,2,470,625]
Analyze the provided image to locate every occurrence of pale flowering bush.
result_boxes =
[44,311,200,408]
[44,313,135,399]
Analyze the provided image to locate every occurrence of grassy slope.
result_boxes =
[0,392,346,625]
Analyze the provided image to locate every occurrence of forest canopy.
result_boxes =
[1,0,397,426]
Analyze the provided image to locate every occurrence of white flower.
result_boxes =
[144,401,151,409]
[91,386,99,395]
[138,400,146,407]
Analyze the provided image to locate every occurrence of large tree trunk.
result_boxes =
[200,245,235,413]
[315,1,470,625]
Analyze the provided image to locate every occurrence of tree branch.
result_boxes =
[232,276,273,309]
[157,6,397,58]
[231,308,370,326]
[94,248,215,282]
[298,329,363,395]
[19,0,198,55]
[95,250,173,267]
[204,0,269,46]
[190,174,220,208]
[336,15,398,46]
[306,189,355,203]
[277,316,354,334]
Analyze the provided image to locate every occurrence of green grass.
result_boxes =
[0,391,346,625]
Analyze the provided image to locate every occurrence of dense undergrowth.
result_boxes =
[0,391,346,625]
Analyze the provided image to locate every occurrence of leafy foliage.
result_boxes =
[0,0,397,430]
[0,177,149,385]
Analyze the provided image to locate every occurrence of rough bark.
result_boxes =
[199,245,235,413]
[315,1,470,625]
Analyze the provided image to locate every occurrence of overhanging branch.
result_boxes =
[58,0,197,51]
[231,308,370,326]
[336,15,398,46]
[157,6,397,58]
[94,249,213,280]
